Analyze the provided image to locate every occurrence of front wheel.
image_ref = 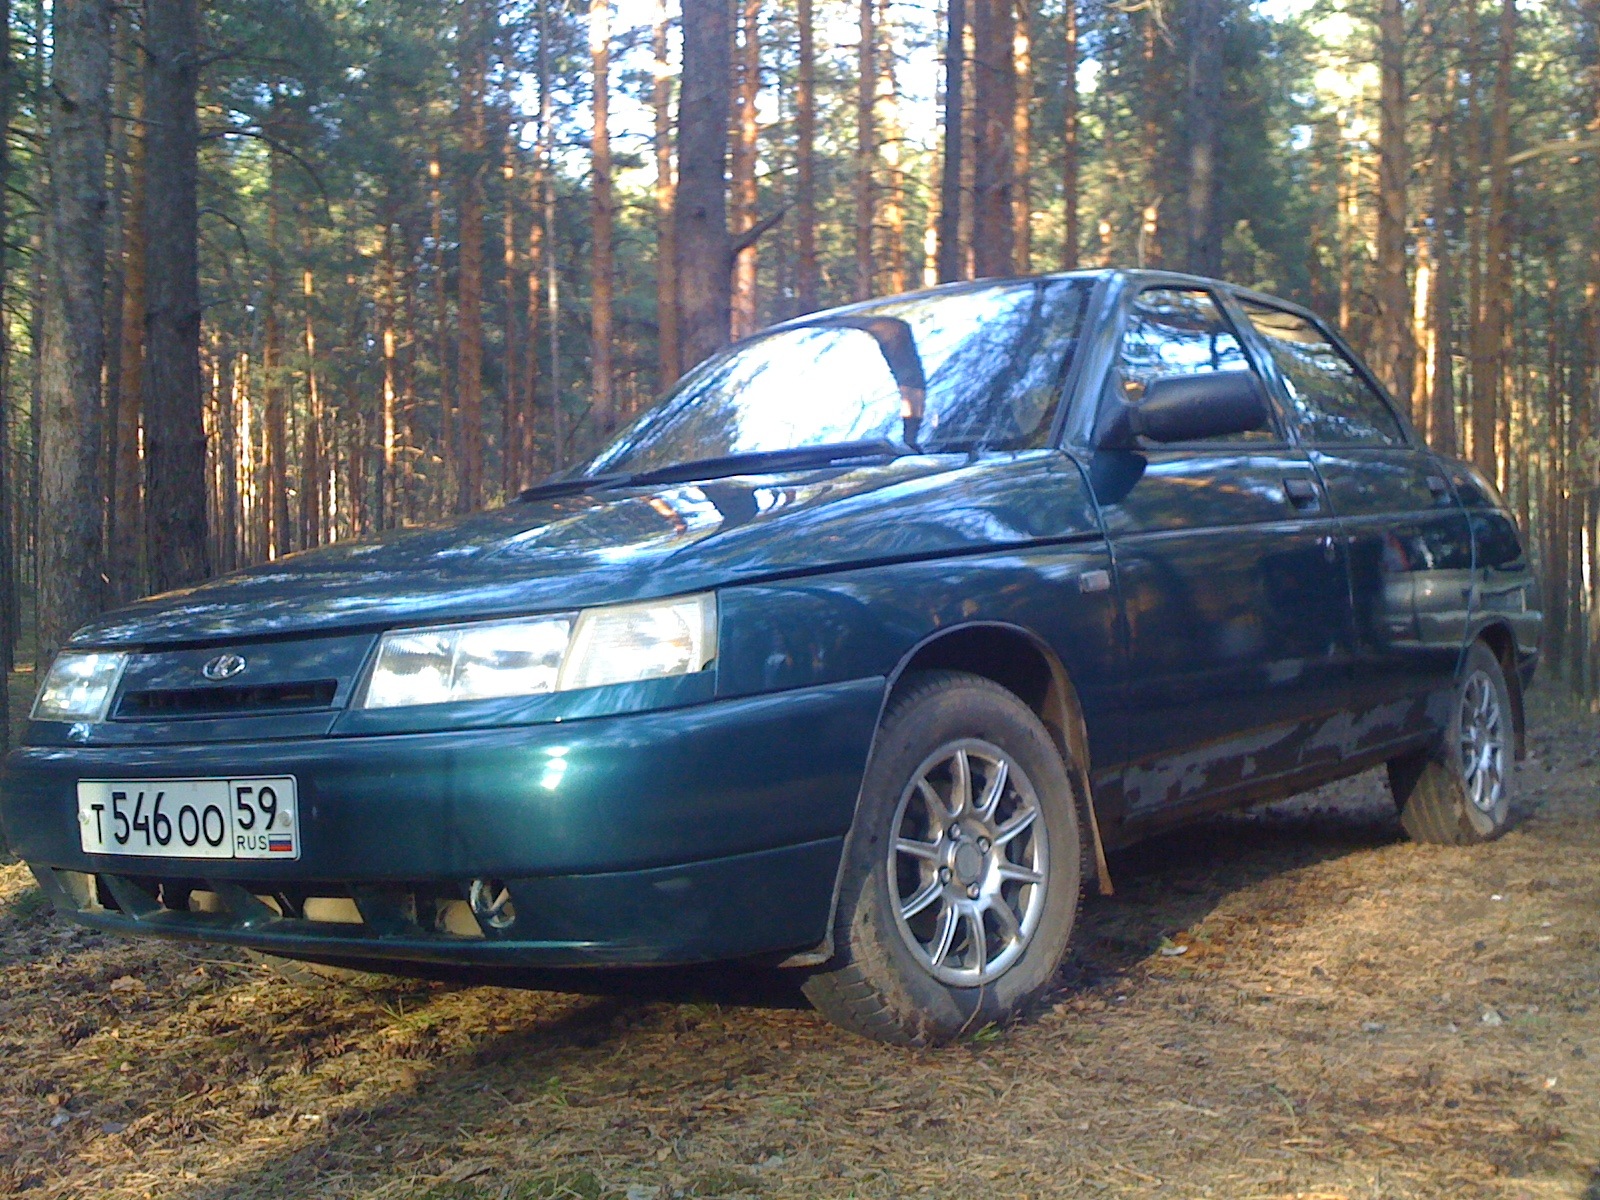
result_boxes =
[1388,640,1516,845]
[802,671,1082,1045]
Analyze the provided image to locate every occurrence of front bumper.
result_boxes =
[2,679,883,967]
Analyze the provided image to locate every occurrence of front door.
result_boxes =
[1087,286,1353,829]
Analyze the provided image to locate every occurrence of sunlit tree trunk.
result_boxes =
[879,0,907,294]
[1373,0,1414,414]
[299,235,324,548]
[378,222,400,530]
[429,155,452,515]
[1060,0,1078,269]
[855,0,876,298]
[731,0,761,335]
[455,0,488,511]
[1425,64,1457,454]
[263,146,289,558]
[796,0,820,308]
[654,0,681,382]
[502,125,521,496]
[1012,0,1031,270]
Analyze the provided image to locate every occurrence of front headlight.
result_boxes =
[359,593,717,710]
[32,651,129,723]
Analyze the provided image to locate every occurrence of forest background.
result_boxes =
[2,0,1598,753]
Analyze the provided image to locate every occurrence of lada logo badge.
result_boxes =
[201,653,248,682]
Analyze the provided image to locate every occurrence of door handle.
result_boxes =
[1284,478,1320,510]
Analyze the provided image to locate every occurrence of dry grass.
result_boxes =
[1,687,1597,1199]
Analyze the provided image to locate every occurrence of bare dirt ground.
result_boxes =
[1,687,1596,1200]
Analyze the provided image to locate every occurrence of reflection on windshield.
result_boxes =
[585,279,1094,477]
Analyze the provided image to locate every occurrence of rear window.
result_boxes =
[1238,300,1405,447]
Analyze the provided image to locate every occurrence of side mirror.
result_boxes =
[1098,370,1271,449]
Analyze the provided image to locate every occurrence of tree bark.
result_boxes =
[142,0,209,591]
[1184,0,1223,276]
[456,0,488,511]
[879,0,907,294]
[1061,0,1078,269]
[299,233,324,548]
[674,0,733,371]
[1373,0,1414,414]
[731,0,760,335]
[0,0,13,712]
[796,0,819,308]
[1012,0,1031,270]
[590,0,616,433]
[970,0,1015,277]
[501,123,521,496]
[937,0,967,282]
[1474,0,1515,485]
[109,55,146,601]
[379,222,399,528]
[654,0,681,382]
[38,0,112,655]
[429,155,452,514]
[1426,64,1457,454]
[262,145,289,558]
[855,0,876,298]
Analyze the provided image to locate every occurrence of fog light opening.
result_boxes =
[468,879,516,930]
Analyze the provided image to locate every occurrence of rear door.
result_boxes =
[1086,285,1353,827]
[1231,295,1472,753]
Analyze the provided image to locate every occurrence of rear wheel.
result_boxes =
[1388,640,1515,845]
[803,671,1082,1045]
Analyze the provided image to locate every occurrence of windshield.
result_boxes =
[584,279,1094,477]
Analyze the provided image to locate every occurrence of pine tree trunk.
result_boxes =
[1012,0,1031,271]
[590,0,616,435]
[654,0,681,383]
[970,0,1015,277]
[110,62,146,601]
[38,0,112,656]
[539,5,564,468]
[1060,0,1078,270]
[1426,65,1457,454]
[502,125,521,496]
[1138,11,1162,268]
[731,0,760,335]
[1474,0,1515,484]
[1373,0,1414,414]
[263,147,290,558]
[1184,0,1223,275]
[456,0,487,511]
[879,0,907,294]
[855,0,876,299]
[141,0,208,591]
[299,241,323,547]
[430,156,452,515]
[796,0,820,308]
[674,0,733,371]
[936,0,966,282]
[379,222,399,529]
[0,0,14,708]
[525,158,544,467]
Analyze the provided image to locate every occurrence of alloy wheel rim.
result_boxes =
[887,739,1049,987]
[1457,670,1506,814]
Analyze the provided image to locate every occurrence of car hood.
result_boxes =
[73,451,1100,648]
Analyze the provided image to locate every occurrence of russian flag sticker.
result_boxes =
[268,835,294,853]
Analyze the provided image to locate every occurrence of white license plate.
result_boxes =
[77,777,301,860]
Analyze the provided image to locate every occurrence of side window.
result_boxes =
[1237,300,1406,447]
[1112,287,1272,442]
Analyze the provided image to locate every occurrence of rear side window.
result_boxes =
[1238,300,1405,447]
[1112,287,1273,443]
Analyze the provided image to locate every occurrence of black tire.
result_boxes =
[802,670,1083,1045]
[1388,640,1516,846]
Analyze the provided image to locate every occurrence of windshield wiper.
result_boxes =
[621,440,904,487]
[519,440,904,502]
